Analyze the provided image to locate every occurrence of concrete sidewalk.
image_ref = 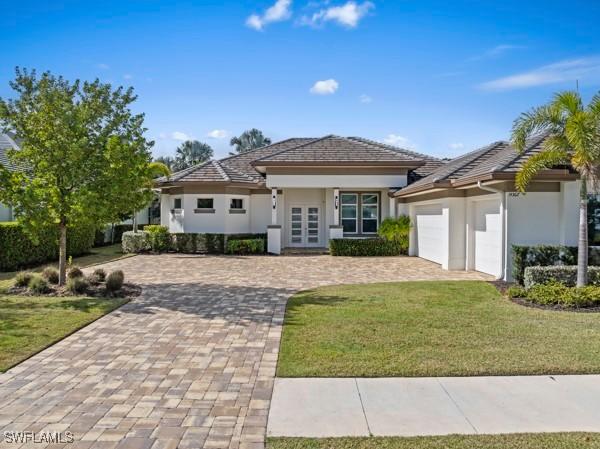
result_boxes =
[267,376,600,437]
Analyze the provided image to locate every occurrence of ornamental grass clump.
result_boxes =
[93,268,106,282]
[106,270,125,293]
[67,266,84,279]
[14,271,34,287]
[28,275,50,294]
[42,266,59,284]
[66,276,88,294]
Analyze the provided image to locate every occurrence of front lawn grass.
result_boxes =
[268,434,600,449]
[278,281,600,377]
[0,294,126,372]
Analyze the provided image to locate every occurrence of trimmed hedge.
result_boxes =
[329,238,403,256]
[524,265,600,289]
[122,231,151,253]
[510,280,600,308]
[0,222,95,271]
[226,238,264,255]
[512,245,577,285]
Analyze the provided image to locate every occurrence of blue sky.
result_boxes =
[2,0,599,159]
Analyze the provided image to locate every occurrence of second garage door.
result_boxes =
[415,205,445,265]
[473,199,502,277]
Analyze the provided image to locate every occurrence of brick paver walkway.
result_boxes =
[0,255,489,449]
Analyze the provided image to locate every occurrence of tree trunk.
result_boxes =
[133,211,138,233]
[577,178,589,287]
[58,221,67,286]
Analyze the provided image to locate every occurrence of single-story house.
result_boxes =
[154,134,581,281]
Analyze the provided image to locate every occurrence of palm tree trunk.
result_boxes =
[577,178,589,287]
[58,220,67,286]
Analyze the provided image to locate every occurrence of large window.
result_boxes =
[197,198,214,209]
[340,192,379,235]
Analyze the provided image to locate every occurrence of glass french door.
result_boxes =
[289,205,321,247]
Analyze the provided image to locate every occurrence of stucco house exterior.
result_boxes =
[0,132,20,221]
[155,134,580,281]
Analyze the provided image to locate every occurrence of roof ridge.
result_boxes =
[252,135,333,164]
[219,160,259,183]
[347,136,436,161]
[212,160,230,182]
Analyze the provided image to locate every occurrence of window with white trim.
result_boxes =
[173,198,182,209]
[341,194,358,234]
[340,192,380,235]
[197,198,214,209]
[230,198,244,209]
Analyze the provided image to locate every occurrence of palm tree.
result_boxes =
[229,128,271,155]
[154,155,176,171]
[131,161,172,232]
[512,91,600,286]
[174,140,213,171]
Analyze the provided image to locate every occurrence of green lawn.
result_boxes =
[0,294,126,372]
[268,434,600,449]
[0,244,132,291]
[278,281,600,377]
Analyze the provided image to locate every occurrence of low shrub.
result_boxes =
[66,276,88,294]
[28,275,50,294]
[87,273,102,285]
[122,231,150,253]
[204,233,225,254]
[93,268,106,282]
[106,270,125,293]
[512,245,578,285]
[41,267,59,284]
[68,266,84,279]
[226,238,264,255]
[377,215,410,254]
[507,285,527,299]
[525,281,600,308]
[329,238,403,256]
[144,225,170,253]
[524,265,600,289]
[15,271,34,287]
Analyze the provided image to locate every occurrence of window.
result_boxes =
[341,194,358,233]
[339,192,379,234]
[197,198,214,209]
[230,198,244,209]
[173,198,182,209]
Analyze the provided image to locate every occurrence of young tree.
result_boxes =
[229,128,271,155]
[512,91,600,286]
[173,140,213,171]
[0,68,156,285]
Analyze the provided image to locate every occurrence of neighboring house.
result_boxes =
[154,134,580,280]
[0,132,20,221]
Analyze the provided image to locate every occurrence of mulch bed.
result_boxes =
[8,282,142,299]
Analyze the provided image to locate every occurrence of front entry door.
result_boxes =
[289,205,321,247]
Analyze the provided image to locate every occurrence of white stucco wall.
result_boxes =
[250,194,272,234]
[266,174,408,189]
[0,204,12,222]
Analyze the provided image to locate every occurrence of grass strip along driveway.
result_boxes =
[268,433,600,449]
[0,295,126,372]
[278,281,600,377]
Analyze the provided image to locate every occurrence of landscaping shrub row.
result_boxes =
[329,238,403,256]
[122,227,267,255]
[508,281,600,308]
[524,265,600,289]
[0,222,95,271]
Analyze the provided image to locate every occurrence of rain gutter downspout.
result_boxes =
[477,181,508,281]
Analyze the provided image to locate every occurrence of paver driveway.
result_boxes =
[0,255,489,449]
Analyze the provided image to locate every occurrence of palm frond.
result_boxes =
[515,148,569,192]
[511,105,562,152]
[149,161,171,178]
[552,90,583,116]
[589,91,600,121]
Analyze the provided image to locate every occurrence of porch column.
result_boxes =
[329,188,344,240]
[268,187,281,254]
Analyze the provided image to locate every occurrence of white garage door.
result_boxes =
[474,200,502,276]
[415,206,445,265]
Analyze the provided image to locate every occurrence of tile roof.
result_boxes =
[0,132,21,172]
[395,134,574,197]
[157,136,437,185]
[252,135,427,165]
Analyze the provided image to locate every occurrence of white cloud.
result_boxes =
[158,133,167,139]
[246,0,292,31]
[97,63,110,70]
[207,129,228,139]
[123,74,133,80]
[449,142,464,150]
[310,78,339,95]
[479,56,600,91]
[302,1,374,28]
[171,131,191,141]
[359,94,372,103]
[383,134,415,149]
[469,44,525,61]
